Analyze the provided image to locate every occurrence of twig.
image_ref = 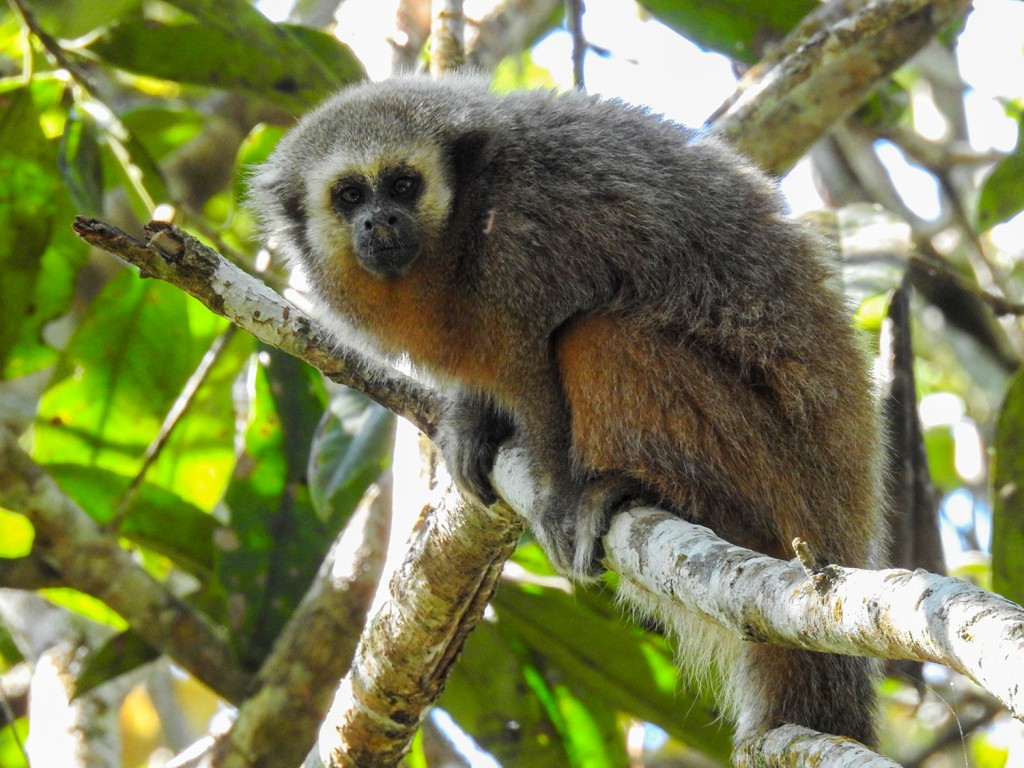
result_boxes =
[565,0,586,90]
[910,253,1024,317]
[112,326,237,530]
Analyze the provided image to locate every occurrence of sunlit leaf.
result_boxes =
[86,10,363,112]
[0,86,85,378]
[39,588,129,630]
[639,0,816,63]
[34,272,238,510]
[47,464,217,574]
[0,510,33,558]
[0,719,28,768]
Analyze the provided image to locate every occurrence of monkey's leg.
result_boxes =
[435,357,600,576]
[558,310,881,743]
[435,390,515,506]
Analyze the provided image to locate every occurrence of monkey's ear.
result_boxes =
[450,130,495,184]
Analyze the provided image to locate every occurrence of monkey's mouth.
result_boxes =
[358,243,421,278]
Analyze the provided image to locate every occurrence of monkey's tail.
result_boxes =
[731,644,880,746]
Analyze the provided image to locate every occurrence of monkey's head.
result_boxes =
[249,78,493,352]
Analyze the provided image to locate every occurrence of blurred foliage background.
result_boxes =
[1,0,1023,766]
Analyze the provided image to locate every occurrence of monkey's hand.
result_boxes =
[434,392,515,506]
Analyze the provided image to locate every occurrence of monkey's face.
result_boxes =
[329,166,424,279]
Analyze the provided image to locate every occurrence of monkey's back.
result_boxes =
[445,85,883,565]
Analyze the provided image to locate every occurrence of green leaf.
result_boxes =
[309,389,395,526]
[232,123,285,210]
[548,682,625,768]
[86,11,363,112]
[992,367,1024,605]
[0,86,85,378]
[38,588,128,630]
[0,719,28,768]
[923,425,960,493]
[58,110,104,216]
[978,141,1024,230]
[46,464,217,574]
[119,106,206,162]
[74,629,160,698]
[34,272,234,489]
[0,510,33,558]
[20,0,144,39]
[442,620,567,767]
[218,350,327,667]
[492,583,732,760]
[639,0,816,63]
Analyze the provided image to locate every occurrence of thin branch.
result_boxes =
[565,0,586,90]
[0,431,250,702]
[910,253,1024,317]
[112,325,237,530]
[466,0,563,72]
[429,0,466,76]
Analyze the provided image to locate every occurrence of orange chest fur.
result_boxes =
[339,263,503,387]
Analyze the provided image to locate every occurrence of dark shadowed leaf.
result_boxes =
[58,111,104,216]
[993,367,1024,605]
[309,389,395,527]
[74,629,160,698]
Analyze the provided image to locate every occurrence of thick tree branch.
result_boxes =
[733,725,900,767]
[710,0,971,173]
[599,506,1024,723]
[0,430,250,703]
[304,492,523,768]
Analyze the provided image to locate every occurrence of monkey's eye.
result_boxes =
[390,176,419,199]
[332,185,363,208]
